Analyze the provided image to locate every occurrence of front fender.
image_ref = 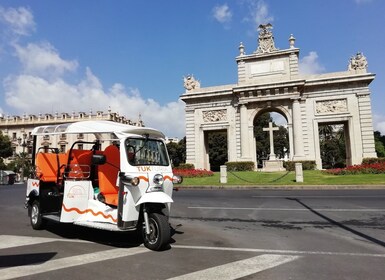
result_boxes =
[135,192,173,207]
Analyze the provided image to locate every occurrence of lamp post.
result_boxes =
[17,131,29,183]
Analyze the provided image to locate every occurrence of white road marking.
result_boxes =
[167,254,300,280]
[0,235,89,250]
[172,244,385,258]
[188,206,385,212]
[0,246,148,280]
[252,195,385,198]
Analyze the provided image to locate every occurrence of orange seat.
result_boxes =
[36,153,67,183]
[98,145,120,206]
[66,149,93,179]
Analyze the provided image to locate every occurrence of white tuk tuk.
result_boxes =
[25,120,182,251]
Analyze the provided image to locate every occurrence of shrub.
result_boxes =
[283,161,316,171]
[362,157,385,164]
[174,163,195,170]
[225,161,255,171]
[324,162,385,175]
[172,168,214,178]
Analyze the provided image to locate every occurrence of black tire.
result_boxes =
[143,213,170,251]
[30,200,46,230]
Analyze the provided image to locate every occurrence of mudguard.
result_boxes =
[135,192,173,207]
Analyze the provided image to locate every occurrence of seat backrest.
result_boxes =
[66,149,93,179]
[36,153,66,182]
[98,145,120,205]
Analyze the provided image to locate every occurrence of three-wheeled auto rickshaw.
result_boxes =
[25,120,182,251]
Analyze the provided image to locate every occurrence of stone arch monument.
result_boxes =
[180,24,377,170]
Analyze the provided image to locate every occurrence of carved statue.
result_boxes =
[255,23,278,54]
[183,75,200,91]
[348,52,368,72]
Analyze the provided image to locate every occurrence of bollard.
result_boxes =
[220,165,227,184]
[295,162,303,183]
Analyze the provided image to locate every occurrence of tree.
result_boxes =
[319,124,346,169]
[374,131,385,157]
[208,131,228,171]
[166,137,186,167]
[0,132,13,160]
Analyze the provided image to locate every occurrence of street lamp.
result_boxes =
[17,131,29,183]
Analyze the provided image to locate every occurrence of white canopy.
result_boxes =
[31,120,165,139]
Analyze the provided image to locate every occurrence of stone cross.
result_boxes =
[263,122,279,160]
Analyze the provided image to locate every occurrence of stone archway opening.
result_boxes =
[253,110,289,169]
[318,122,350,169]
[205,130,228,171]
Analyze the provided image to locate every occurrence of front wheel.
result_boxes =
[30,200,46,230]
[143,213,170,251]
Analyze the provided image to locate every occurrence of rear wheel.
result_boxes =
[30,200,46,230]
[143,213,170,251]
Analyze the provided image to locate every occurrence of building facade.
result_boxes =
[181,24,377,170]
[0,109,143,162]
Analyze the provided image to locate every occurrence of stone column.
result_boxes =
[292,98,304,160]
[240,104,250,159]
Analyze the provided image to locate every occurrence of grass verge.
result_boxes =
[179,170,385,186]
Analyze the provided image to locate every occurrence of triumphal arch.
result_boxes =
[181,24,376,170]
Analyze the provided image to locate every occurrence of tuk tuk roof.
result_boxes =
[31,121,165,139]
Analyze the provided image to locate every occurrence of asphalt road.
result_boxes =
[0,184,385,279]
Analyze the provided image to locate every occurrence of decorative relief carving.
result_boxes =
[203,110,227,122]
[316,99,347,114]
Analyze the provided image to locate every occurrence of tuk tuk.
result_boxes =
[25,120,182,251]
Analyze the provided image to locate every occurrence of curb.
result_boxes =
[176,185,385,190]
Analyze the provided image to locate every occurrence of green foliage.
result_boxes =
[166,137,186,167]
[0,132,13,159]
[319,124,346,169]
[362,157,385,164]
[175,163,195,170]
[225,161,255,171]
[283,161,316,171]
[208,131,228,171]
[374,131,385,157]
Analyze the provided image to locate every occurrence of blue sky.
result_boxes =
[0,0,384,138]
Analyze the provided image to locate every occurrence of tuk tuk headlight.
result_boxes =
[153,174,164,186]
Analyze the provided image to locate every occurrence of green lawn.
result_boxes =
[180,170,385,186]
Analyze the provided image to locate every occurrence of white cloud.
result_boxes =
[14,42,78,78]
[373,114,385,135]
[3,69,186,138]
[213,4,232,24]
[0,6,35,36]
[299,51,325,74]
[243,0,274,28]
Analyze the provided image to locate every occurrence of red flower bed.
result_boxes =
[324,162,385,175]
[173,168,214,178]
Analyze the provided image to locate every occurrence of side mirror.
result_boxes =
[92,154,106,165]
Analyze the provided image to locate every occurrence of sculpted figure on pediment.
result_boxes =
[348,52,368,72]
[255,23,278,54]
[183,75,200,91]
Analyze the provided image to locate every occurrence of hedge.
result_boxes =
[283,161,316,171]
[174,163,195,170]
[362,157,385,164]
[225,161,255,171]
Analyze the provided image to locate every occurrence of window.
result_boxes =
[60,144,66,153]
[125,138,169,166]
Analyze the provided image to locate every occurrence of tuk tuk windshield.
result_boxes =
[125,137,169,166]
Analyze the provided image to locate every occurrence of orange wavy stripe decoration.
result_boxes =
[62,204,117,223]
[164,175,173,181]
[138,176,149,182]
